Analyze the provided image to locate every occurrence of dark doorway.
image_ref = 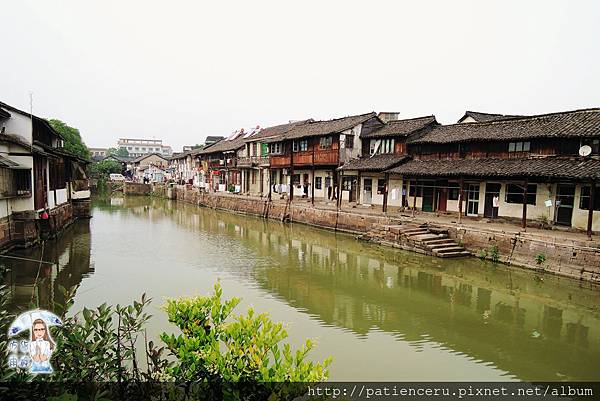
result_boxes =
[422,181,434,212]
[555,184,575,226]
[349,177,357,202]
[484,183,502,218]
[435,180,448,212]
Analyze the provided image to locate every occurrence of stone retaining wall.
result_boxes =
[154,185,600,284]
[124,182,152,196]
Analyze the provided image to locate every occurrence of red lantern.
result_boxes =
[40,211,49,220]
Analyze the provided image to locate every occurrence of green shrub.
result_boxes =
[490,245,500,263]
[535,253,546,265]
[478,249,488,260]
[161,283,330,386]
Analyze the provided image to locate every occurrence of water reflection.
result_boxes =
[2,195,599,381]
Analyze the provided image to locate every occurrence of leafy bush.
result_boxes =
[535,253,546,265]
[489,245,500,263]
[89,159,122,178]
[161,283,330,397]
[478,249,488,260]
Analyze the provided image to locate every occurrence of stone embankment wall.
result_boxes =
[0,202,77,252]
[123,182,152,196]
[153,184,600,284]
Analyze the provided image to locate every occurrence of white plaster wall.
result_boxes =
[359,174,385,205]
[388,178,403,207]
[56,188,68,205]
[495,182,554,221]
[0,200,8,218]
[339,124,363,162]
[72,189,91,200]
[1,110,33,143]
[572,184,600,230]
[340,172,358,201]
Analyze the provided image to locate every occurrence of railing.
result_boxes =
[237,157,253,167]
[270,155,291,167]
[237,156,270,168]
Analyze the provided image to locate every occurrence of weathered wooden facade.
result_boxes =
[387,108,600,234]
[0,101,90,251]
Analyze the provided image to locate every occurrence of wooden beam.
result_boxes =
[357,171,362,205]
[268,169,272,201]
[382,173,389,213]
[458,178,464,223]
[521,180,528,230]
[588,181,596,239]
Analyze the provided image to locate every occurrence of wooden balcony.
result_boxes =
[237,156,270,168]
[313,149,339,165]
[270,154,291,167]
[237,157,253,168]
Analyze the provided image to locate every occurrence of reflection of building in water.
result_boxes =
[3,220,92,311]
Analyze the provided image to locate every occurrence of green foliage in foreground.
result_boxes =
[0,281,330,400]
[161,283,330,383]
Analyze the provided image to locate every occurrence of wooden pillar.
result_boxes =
[382,172,389,213]
[588,181,596,239]
[412,180,417,218]
[289,143,294,202]
[268,169,272,201]
[337,170,343,210]
[458,177,464,223]
[521,180,528,230]
[311,145,315,206]
[357,171,362,205]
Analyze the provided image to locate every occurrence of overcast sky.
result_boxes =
[1,0,598,151]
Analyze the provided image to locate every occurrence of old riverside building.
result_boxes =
[0,101,90,251]
[181,107,600,235]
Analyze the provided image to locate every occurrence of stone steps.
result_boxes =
[362,222,469,259]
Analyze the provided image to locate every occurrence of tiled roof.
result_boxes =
[362,116,437,138]
[131,153,169,163]
[197,135,246,154]
[410,108,600,145]
[386,157,600,180]
[282,112,377,140]
[248,120,313,141]
[458,111,523,123]
[0,108,10,119]
[339,154,409,172]
[0,155,21,168]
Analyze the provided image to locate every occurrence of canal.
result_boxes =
[2,196,600,381]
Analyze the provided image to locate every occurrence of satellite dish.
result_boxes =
[579,145,592,157]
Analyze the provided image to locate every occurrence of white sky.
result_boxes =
[1,0,599,151]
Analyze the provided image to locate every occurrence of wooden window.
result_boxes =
[251,142,257,156]
[292,141,299,152]
[0,169,31,198]
[319,136,332,149]
[346,135,354,149]
[49,158,66,190]
[377,179,386,195]
[579,186,600,210]
[315,176,322,189]
[508,141,531,153]
[342,176,354,191]
[370,139,394,155]
[448,182,460,200]
[299,140,308,152]
[505,183,537,205]
[292,174,300,186]
[269,143,282,155]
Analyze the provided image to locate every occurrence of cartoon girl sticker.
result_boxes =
[7,310,61,374]
[29,318,55,373]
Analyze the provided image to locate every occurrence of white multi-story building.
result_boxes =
[117,138,173,158]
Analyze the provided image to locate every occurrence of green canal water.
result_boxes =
[2,196,600,381]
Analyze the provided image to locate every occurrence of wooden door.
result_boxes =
[484,183,501,218]
[436,180,448,212]
[33,156,47,210]
[422,181,434,212]
[555,184,575,226]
